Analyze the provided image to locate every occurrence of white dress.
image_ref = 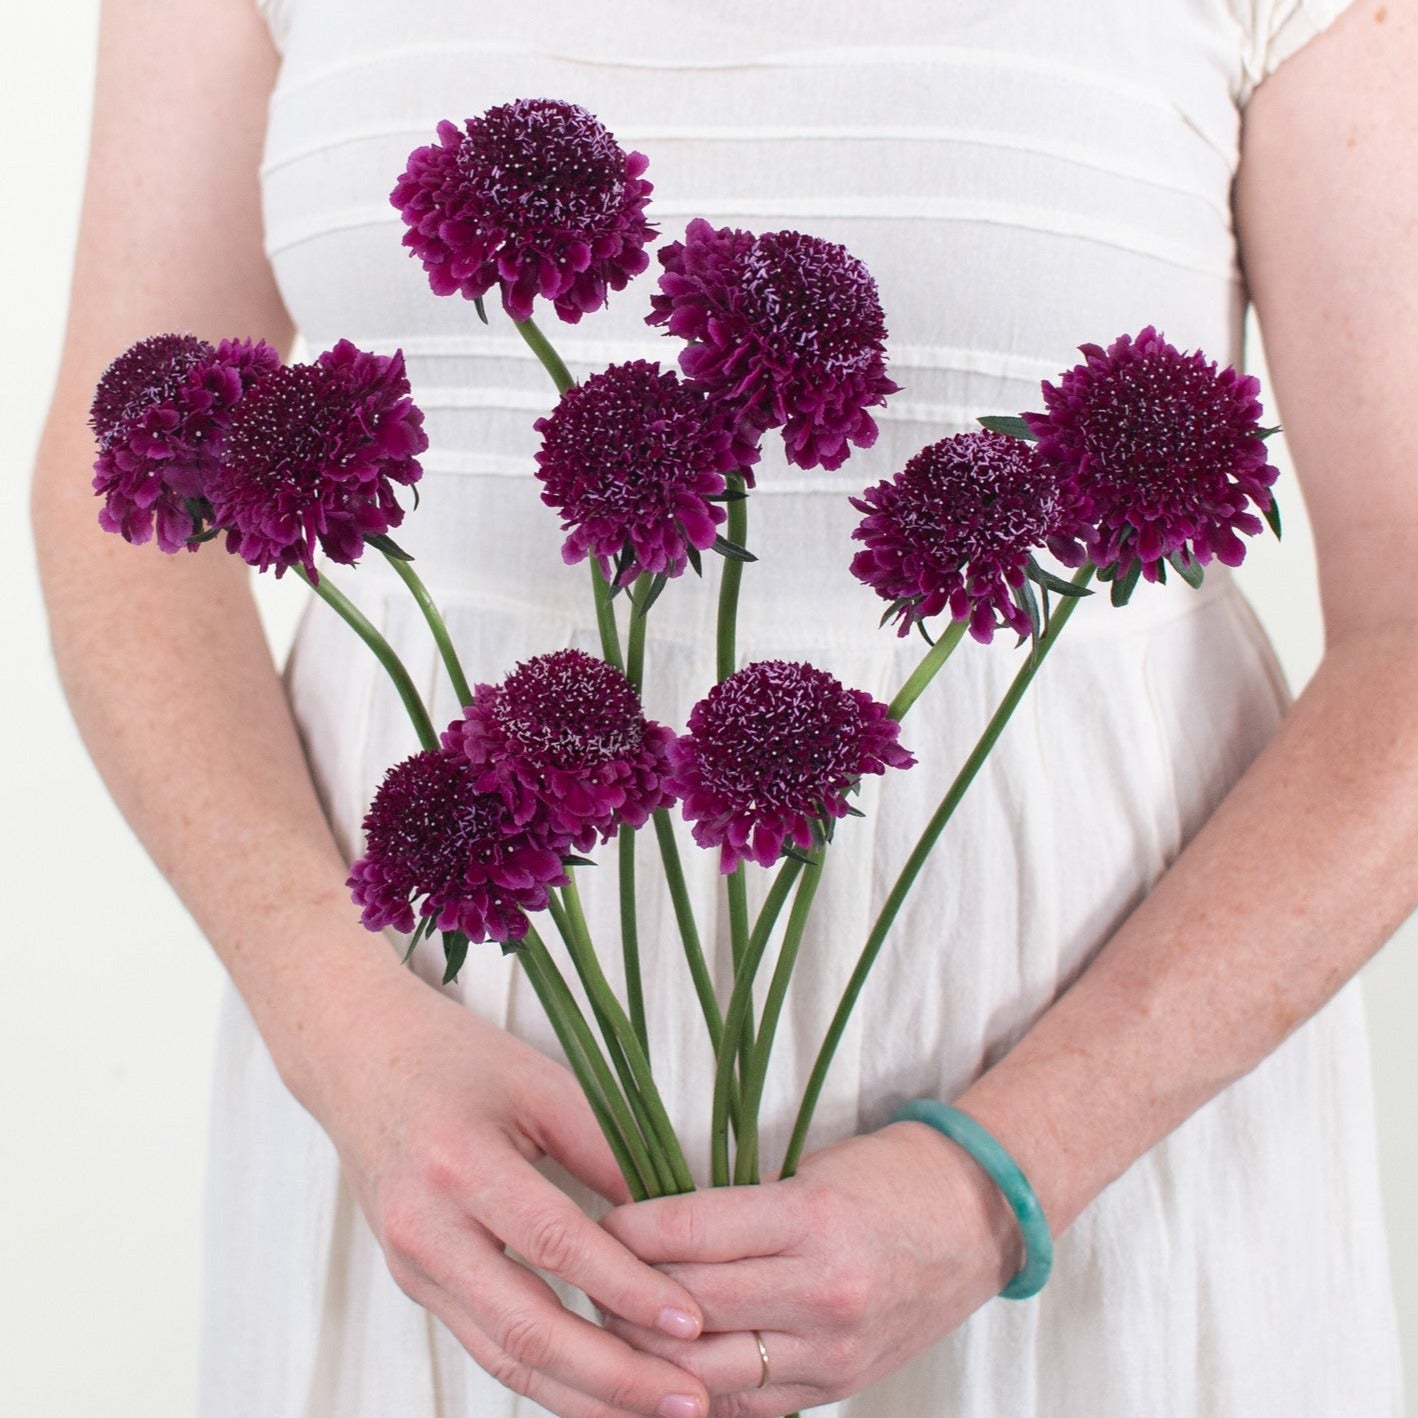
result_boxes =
[201,1,1403,1413]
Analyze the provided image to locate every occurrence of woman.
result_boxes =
[32,0,1413,1414]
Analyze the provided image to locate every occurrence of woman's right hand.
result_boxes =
[300,962,711,1418]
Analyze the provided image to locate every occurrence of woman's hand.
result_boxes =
[599,1121,1022,1416]
[304,965,713,1418]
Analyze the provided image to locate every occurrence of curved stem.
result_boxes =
[295,565,437,751]
[513,315,575,395]
[652,810,721,1052]
[626,574,650,693]
[519,926,657,1199]
[561,876,695,1193]
[779,563,1097,1178]
[736,852,826,1184]
[709,858,803,1187]
[377,547,473,708]
[887,618,969,722]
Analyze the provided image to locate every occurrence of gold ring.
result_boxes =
[752,1330,770,1390]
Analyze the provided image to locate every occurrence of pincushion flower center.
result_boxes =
[90,333,212,449]
[460,101,627,235]
[739,234,883,376]
[1079,360,1237,499]
[499,662,645,768]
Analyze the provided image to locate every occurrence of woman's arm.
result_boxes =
[33,5,711,1415]
[600,4,1418,1411]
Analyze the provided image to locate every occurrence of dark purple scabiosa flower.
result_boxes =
[1024,328,1278,583]
[667,660,914,873]
[348,747,568,947]
[647,219,900,472]
[390,98,655,323]
[209,340,427,579]
[90,333,279,552]
[447,648,677,852]
[850,431,1090,644]
[533,360,757,582]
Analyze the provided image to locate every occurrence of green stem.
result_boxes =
[377,548,473,708]
[726,867,754,1117]
[561,876,695,1193]
[519,926,657,1199]
[550,884,669,1191]
[513,315,575,395]
[735,852,826,1185]
[590,560,625,674]
[715,476,749,683]
[779,564,1097,1178]
[618,824,648,1061]
[616,575,652,1057]
[652,810,722,1052]
[887,618,969,722]
[295,565,437,751]
[710,858,804,1188]
[626,574,650,693]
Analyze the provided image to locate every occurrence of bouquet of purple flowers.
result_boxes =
[90,98,1280,1203]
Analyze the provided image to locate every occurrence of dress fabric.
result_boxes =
[201,1,1402,1414]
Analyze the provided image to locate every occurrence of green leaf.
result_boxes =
[401,914,435,965]
[684,540,703,577]
[712,534,757,563]
[1014,576,1042,644]
[1167,549,1206,589]
[1253,424,1282,441]
[611,544,637,588]
[367,532,415,561]
[186,526,223,545]
[707,487,749,503]
[781,844,816,865]
[913,616,937,647]
[634,573,669,619]
[879,596,916,629]
[562,855,596,869]
[977,415,1038,441]
[441,930,469,984]
[1262,496,1282,540]
[844,804,866,818]
[474,296,489,326]
[1109,559,1144,608]
[1025,557,1093,598]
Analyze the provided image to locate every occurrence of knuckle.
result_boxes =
[519,1208,585,1278]
[495,1308,557,1373]
[482,1347,538,1397]
[821,1269,874,1329]
[709,1394,755,1418]
[378,1191,429,1268]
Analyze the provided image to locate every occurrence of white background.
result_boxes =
[2,5,1413,1414]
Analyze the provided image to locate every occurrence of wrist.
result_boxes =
[885,1119,1026,1294]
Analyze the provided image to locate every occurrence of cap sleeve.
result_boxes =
[254,0,291,54]
[1234,0,1362,103]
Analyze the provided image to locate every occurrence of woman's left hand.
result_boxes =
[599,1121,1026,1416]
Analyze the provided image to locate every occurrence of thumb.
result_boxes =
[523,1064,636,1205]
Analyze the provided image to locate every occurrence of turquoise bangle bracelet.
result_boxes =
[893,1099,1054,1300]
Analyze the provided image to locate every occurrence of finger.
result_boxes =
[602,1183,805,1265]
[464,1247,710,1416]
[482,1162,706,1340]
[600,1321,803,1399]
[648,1259,805,1335]
[433,1298,675,1418]
[522,1068,634,1207]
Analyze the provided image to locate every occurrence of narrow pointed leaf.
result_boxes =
[367,532,415,561]
[1025,556,1093,597]
[977,415,1038,441]
[1168,549,1206,589]
[1262,496,1282,539]
[1109,558,1143,607]
[474,297,489,325]
[712,534,757,563]
[441,930,469,984]
[635,573,670,619]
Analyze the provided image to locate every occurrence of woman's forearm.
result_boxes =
[32,404,413,1111]
[954,626,1418,1234]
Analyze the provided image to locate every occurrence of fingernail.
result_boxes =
[657,1306,700,1339]
[657,1397,703,1418]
